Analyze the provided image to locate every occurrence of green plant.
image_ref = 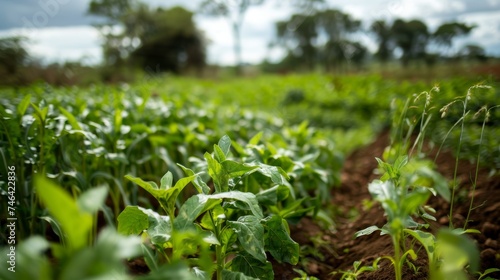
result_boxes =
[0,175,142,280]
[437,84,492,228]
[331,258,381,280]
[406,227,479,280]
[476,268,500,280]
[118,135,300,279]
[355,155,449,280]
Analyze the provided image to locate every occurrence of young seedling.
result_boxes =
[331,258,381,280]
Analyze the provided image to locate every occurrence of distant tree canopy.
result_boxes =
[272,10,482,71]
[88,0,205,74]
[275,9,365,71]
[0,36,29,74]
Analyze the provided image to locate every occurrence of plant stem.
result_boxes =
[449,99,468,229]
[209,210,223,280]
[393,234,402,280]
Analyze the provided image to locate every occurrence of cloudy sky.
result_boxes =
[0,0,499,65]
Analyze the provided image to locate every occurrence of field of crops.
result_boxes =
[1,73,499,279]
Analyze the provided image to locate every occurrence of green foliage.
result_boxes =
[118,135,300,279]
[0,179,141,280]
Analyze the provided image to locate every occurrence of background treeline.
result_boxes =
[0,0,495,86]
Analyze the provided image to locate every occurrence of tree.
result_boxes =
[391,19,429,67]
[88,1,206,74]
[459,44,487,61]
[88,0,135,23]
[370,19,393,63]
[433,22,475,56]
[274,9,364,71]
[0,36,29,74]
[275,13,318,70]
[200,0,264,74]
[317,9,362,70]
[129,7,205,73]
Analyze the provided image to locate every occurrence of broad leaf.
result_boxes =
[205,152,228,192]
[221,160,259,178]
[255,163,289,185]
[34,175,92,252]
[117,206,149,236]
[77,186,108,214]
[228,216,266,262]
[405,229,436,263]
[222,270,259,280]
[117,206,172,245]
[256,185,290,206]
[178,164,210,194]
[160,172,173,190]
[174,191,263,231]
[218,135,232,157]
[229,253,274,279]
[263,215,299,265]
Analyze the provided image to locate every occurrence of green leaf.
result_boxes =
[117,206,149,236]
[263,215,299,265]
[368,180,397,203]
[160,171,173,190]
[178,164,210,194]
[34,175,92,252]
[126,173,196,216]
[255,163,290,185]
[137,261,199,280]
[205,152,228,192]
[118,206,172,245]
[95,228,142,259]
[222,270,259,280]
[355,225,381,238]
[218,135,232,157]
[171,230,214,274]
[141,243,159,271]
[145,210,172,244]
[435,228,479,274]
[40,216,65,245]
[228,215,266,262]
[174,191,263,231]
[405,229,436,262]
[401,187,431,216]
[0,236,52,280]
[249,132,263,146]
[214,144,227,162]
[125,174,159,192]
[256,185,290,206]
[230,253,274,279]
[31,103,48,123]
[174,194,222,231]
[17,94,31,116]
[221,160,259,178]
[77,185,108,214]
[59,106,82,130]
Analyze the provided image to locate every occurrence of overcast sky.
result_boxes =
[0,0,499,65]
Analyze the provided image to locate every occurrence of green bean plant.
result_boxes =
[118,135,300,279]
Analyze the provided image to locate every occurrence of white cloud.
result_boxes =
[0,25,102,65]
